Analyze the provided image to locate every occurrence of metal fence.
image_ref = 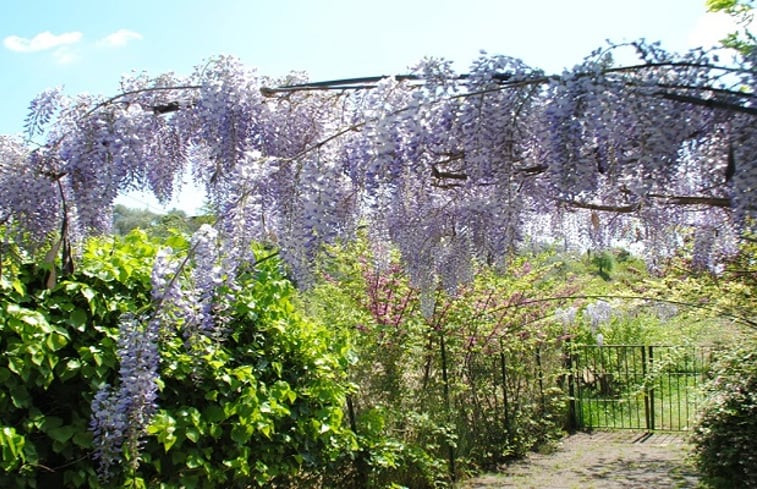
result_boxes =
[568,345,716,431]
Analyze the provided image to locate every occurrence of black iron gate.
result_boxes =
[568,345,715,431]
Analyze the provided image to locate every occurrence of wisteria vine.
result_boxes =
[1,42,755,476]
[2,44,754,287]
[90,314,159,478]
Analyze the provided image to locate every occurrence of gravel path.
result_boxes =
[457,431,700,489]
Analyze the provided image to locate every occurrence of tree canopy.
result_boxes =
[707,0,756,55]
[1,41,755,293]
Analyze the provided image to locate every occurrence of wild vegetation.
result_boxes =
[3,216,751,487]
[691,338,757,489]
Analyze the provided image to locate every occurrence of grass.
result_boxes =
[571,344,715,431]
[575,375,708,431]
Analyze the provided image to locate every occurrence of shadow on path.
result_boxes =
[459,431,700,489]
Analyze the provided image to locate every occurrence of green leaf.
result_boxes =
[40,416,63,431]
[204,405,225,423]
[208,424,223,438]
[258,423,272,439]
[72,429,92,448]
[185,427,200,443]
[147,412,177,452]
[47,425,75,443]
[230,424,252,444]
[125,476,147,489]
[185,452,204,469]
[68,308,88,331]
[11,279,25,296]
[29,347,45,366]
[59,358,82,381]
[45,332,68,351]
[8,385,30,408]
[19,312,41,327]
[0,426,25,470]
[7,356,29,382]
[79,286,95,303]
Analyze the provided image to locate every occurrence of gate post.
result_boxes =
[536,345,546,415]
[346,396,368,488]
[642,346,650,431]
[648,345,655,430]
[439,331,455,482]
[499,340,512,441]
[564,339,577,432]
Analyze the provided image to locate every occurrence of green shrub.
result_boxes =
[305,243,573,487]
[691,340,757,489]
[0,230,353,488]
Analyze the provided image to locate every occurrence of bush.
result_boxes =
[304,243,572,487]
[0,230,353,488]
[691,340,757,489]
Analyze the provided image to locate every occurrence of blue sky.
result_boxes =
[0,0,744,211]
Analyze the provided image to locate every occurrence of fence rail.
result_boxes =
[569,345,716,431]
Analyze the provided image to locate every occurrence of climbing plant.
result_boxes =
[0,230,353,488]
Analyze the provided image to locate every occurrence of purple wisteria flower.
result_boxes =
[190,224,223,336]
[90,314,159,477]
[585,300,613,333]
[1,42,752,304]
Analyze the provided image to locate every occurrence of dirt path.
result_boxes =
[457,431,700,489]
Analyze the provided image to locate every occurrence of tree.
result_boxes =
[112,204,161,235]
[707,0,756,56]
[112,204,212,236]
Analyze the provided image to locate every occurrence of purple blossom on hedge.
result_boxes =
[90,314,159,477]
[190,224,223,336]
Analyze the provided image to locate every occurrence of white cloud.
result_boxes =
[3,31,82,53]
[96,29,143,48]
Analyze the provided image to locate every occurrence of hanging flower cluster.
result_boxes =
[90,314,159,478]
[3,43,754,293]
